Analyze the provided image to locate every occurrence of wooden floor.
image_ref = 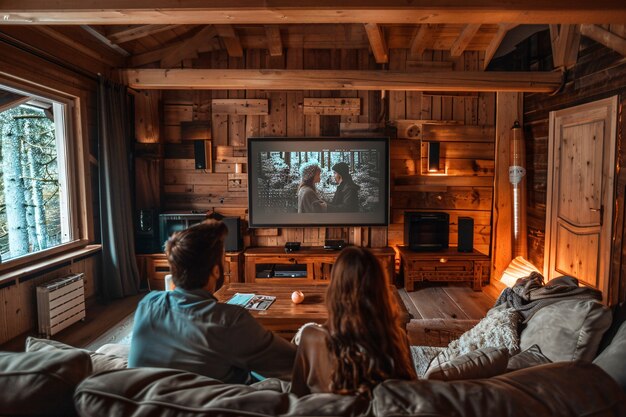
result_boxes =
[0,293,145,352]
[1,284,496,352]
[398,283,496,321]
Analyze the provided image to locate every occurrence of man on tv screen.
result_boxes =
[327,162,360,213]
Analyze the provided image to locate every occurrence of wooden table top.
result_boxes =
[214,282,330,324]
[214,282,409,333]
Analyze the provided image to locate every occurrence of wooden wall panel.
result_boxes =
[153,47,495,261]
[0,255,100,345]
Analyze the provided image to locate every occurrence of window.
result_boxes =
[0,84,77,264]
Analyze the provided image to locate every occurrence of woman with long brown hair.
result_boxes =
[290,246,416,397]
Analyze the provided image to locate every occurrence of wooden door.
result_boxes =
[544,96,617,300]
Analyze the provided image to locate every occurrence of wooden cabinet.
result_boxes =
[398,246,489,291]
[136,252,244,290]
[244,247,396,284]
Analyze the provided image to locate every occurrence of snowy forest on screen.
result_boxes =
[0,105,62,262]
[255,150,382,213]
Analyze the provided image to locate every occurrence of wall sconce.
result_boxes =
[428,142,440,172]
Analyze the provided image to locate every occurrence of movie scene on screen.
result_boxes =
[248,138,389,227]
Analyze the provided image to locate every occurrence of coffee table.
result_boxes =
[214,282,410,339]
[214,283,328,339]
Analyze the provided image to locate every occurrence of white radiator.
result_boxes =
[36,273,86,338]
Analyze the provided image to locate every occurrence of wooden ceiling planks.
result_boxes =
[118,23,506,68]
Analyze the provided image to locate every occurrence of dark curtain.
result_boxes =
[97,77,140,299]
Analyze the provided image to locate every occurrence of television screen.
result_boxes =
[248,137,389,227]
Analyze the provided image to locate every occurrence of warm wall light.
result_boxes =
[500,256,540,288]
[428,142,440,172]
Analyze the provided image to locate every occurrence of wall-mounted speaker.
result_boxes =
[194,140,208,170]
[223,217,243,252]
[458,217,474,253]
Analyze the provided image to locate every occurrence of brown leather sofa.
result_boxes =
[2,299,626,417]
[72,361,625,417]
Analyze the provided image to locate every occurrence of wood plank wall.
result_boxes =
[523,37,626,304]
[0,256,100,344]
[137,48,496,255]
[0,34,104,344]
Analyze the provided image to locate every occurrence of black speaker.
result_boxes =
[194,140,207,169]
[458,217,474,253]
[135,209,161,253]
[223,217,243,252]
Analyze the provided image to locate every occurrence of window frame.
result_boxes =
[0,76,91,277]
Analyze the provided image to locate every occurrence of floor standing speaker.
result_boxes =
[135,208,160,253]
[458,217,474,253]
[223,217,243,252]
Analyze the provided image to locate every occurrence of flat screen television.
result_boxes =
[248,137,389,228]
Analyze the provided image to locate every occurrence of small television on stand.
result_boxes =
[247,137,389,228]
[158,212,208,250]
[404,212,449,251]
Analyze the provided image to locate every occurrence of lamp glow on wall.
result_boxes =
[428,142,440,172]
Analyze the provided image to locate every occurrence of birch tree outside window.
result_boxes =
[0,85,72,263]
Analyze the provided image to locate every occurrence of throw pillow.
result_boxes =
[26,336,128,373]
[520,299,611,362]
[424,347,509,381]
[593,320,626,393]
[506,344,552,372]
[433,307,521,365]
[0,349,91,416]
[410,345,445,379]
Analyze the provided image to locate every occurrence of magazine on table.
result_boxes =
[226,293,276,311]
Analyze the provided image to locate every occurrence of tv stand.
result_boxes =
[398,246,489,291]
[244,246,395,284]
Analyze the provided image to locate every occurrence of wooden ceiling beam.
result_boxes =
[580,24,626,56]
[363,23,389,64]
[2,1,626,25]
[409,24,434,59]
[550,24,581,68]
[483,23,517,70]
[160,25,218,68]
[107,24,181,43]
[122,68,562,92]
[450,24,481,57]
[216,25,243,57]
[264,25,283,57]
[34,26,124,67]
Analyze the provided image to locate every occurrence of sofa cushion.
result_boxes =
[74,367,370,417]
[594,320,626,393]
[424,347,509,381]
[507,344,552,372]
[597,301,626,354]
[26,336,127,374]
[373,361,626,417]
[0,349,92,416]
[520,299,611,362]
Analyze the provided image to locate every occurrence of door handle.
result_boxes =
[590,206,604,225]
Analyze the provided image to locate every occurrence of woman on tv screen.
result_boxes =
[297,161,327,213]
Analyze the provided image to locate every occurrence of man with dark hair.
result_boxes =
[129,220,295,383]
[328,162,360,212]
